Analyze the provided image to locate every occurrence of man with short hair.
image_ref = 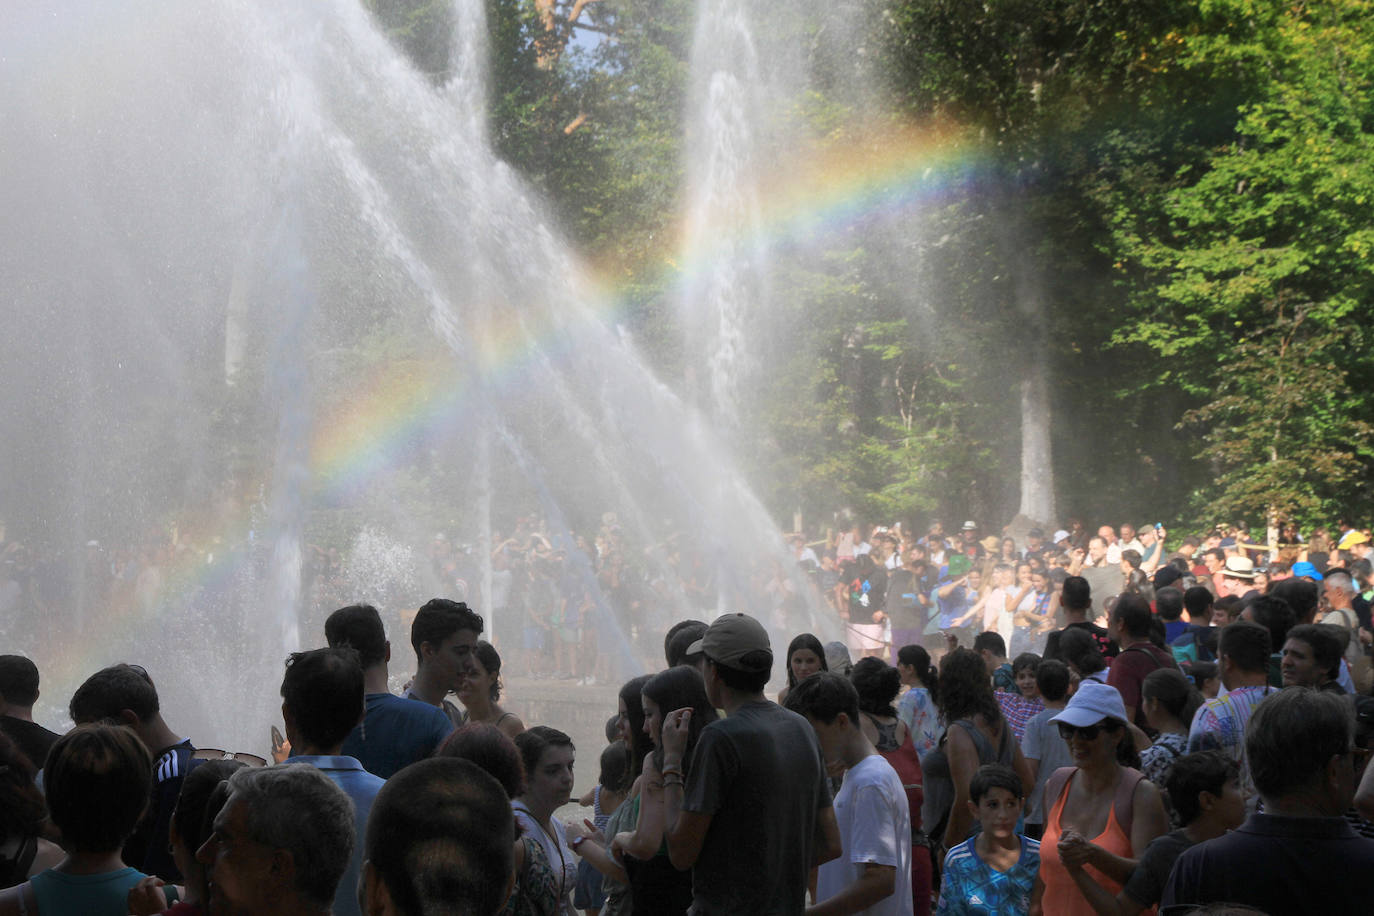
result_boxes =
[197,763,355,916]
[0,654,60,770]
[405,598,483,728]
[1043,576,1118,663]
[326,604,454,778]
[359,757,516,916]
[281,646,385,916]
[1280,624,1346,692]
[1107,594,1179,729]
[1185,621,1275,807]
[785,673,912,916]
[69,663,197,880]
[662,612,841,915]
[1200,548,1227,596]
[1163,688,1374,911]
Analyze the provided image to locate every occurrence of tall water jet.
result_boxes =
[1,0,829,752]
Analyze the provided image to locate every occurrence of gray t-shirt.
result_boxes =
[1124,828,1194,907]
[682,700,832,915]
[1020,707,1076,826]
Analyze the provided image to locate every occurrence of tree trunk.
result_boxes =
[1018,363,1056,525]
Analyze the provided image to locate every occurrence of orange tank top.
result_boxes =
[1039,770,1135,916]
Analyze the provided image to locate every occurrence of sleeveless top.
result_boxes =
[24,867,147,916]
[599,793,638,916]
[0,834,37,890]
[504,836,560,916]
[1039,770,1135,916]
[920,717,1014,843]
[864,713,901,752]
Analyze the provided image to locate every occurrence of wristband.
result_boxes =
[570,835,587,851]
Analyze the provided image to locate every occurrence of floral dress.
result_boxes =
[897,686,941,763]
[505,835,561,916]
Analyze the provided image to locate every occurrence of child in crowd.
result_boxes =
[786,671,913,916]
[935,764,1040,915]
[1018,659,1073,840]
[994,653,1044,744]
[573,740,632,916]
[1063,751,1244,915]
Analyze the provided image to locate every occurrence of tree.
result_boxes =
[1115,0,1374,527]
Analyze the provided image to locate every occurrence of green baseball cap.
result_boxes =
[686,613,773,673]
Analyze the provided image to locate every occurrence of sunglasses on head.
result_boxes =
[193,748,267,767]
[1057,720,1122,741]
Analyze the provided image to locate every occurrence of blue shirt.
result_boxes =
[292,756,384,916]
[342,692,455,778]
[29,867,147,916]
[936,835,1040,915]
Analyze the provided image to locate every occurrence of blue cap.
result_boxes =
[1291,561,1323,582]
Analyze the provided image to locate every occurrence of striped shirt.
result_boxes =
[1186,684,1276,805]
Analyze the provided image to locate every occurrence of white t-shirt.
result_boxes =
[817,755,913,916]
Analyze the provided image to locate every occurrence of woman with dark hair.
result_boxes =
[128,759,245,916]
[513,728,579,916]
[0,724,153,916]
[1035,682,1169,915]
[0,733,61,889]
[920,648,1032,854]
[1138,669,1202,792]
[776,633,827,706]
[609,667,719,916]
[458,641,526,739]
[589,675,652,916]
[849,657,933,916]
[895,644,940,762]
[438,724,561,916]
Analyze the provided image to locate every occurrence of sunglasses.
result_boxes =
[1057,720,1122,741]
[193,748,268,767]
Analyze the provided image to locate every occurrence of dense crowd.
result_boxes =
[3,517,1374,915]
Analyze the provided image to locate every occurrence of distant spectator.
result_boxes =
[1239,595,1296,688]
[895,645,940,763]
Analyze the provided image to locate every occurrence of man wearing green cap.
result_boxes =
[660,612,842,915]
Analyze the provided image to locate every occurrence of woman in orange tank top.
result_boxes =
[1033,681,1169,916]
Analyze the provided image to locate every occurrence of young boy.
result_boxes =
[935,764,1040,915]
[1066,751,1244,915]
[786,671,913,916]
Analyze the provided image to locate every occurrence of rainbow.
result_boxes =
[38,116,993,682]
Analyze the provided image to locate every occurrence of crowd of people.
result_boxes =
[2,517,1374,915]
